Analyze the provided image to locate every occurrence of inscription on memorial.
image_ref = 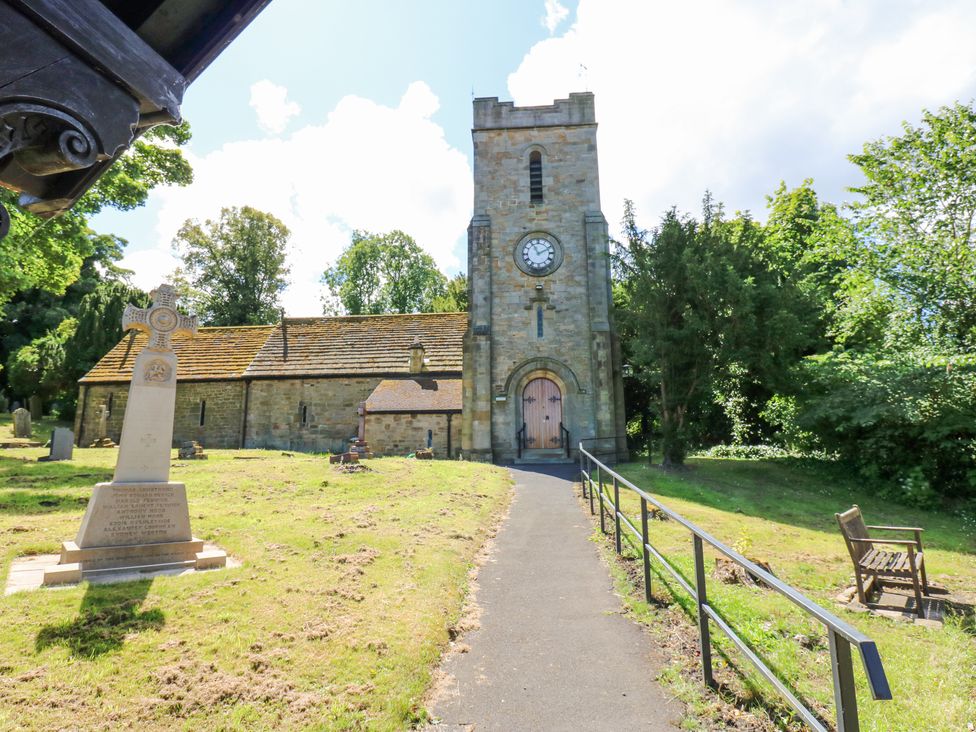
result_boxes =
[87,484,192,546]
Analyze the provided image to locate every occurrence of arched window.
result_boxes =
[529,150,543,203]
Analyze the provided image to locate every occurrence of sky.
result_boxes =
[92,0,976,315]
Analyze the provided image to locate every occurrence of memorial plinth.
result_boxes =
[43,285,226,586]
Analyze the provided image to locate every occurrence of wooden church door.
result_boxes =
[522,378,562,449]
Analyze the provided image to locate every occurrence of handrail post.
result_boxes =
[597,465,605,534]
[693,535,714,687]
[613,476,622,554]
[587,454,595,515]
[579,449,586,499]
[640,496,652,603]
[829,629,859,732]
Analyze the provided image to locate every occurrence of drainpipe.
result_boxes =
[240,379,251,448]
[446,412,453,458]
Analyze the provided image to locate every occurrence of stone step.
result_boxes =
[513,456,575,465]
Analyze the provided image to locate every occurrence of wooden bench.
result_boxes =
[835,505,929,617]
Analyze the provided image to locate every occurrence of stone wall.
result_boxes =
[78,376,466,455]
[244,377,381,453]
[76,381,245,448]
[366,412,460,458]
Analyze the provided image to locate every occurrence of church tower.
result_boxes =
[461,93,627,463]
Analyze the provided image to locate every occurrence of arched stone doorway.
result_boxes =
[522,377,563,450]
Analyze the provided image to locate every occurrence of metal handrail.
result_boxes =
[516,422,526,459]
[559,422,570,458]
[578,445,891,732]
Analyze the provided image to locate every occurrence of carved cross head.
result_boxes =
[122,283,198,352]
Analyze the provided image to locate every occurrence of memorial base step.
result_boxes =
[42,539,226,585]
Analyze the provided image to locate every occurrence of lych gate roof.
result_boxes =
[80,325,274,383]
[243,312,467,378]
[365,378,462,413]
[79,312,468,383]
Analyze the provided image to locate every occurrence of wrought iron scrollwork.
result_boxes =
[0,103,99,177]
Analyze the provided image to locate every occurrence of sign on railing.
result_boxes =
[578,445,891,732]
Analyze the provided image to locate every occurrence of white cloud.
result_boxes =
[508,0,976,231]
[122,82,471,315]
[249,79,302,134]
[542,0,569,34]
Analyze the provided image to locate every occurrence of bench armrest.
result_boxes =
[865,525,923,533]
[849,537,921,548]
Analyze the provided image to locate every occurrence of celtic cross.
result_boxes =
[122,284,197,352]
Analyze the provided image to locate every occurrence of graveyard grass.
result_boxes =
[594,456,976,731]
[0,412,71,445]
[0,448,511,731]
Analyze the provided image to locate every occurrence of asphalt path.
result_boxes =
[430,464,681,731]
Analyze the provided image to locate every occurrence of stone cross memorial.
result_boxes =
[44,284,226,585]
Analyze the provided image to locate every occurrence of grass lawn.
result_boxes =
[0,412,72,446]
[0,448,511,731]
[594,456,976,731]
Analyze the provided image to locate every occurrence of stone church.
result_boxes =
[75,93,627,463]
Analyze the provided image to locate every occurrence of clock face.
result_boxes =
[521,237,555,272]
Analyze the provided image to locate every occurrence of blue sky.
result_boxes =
[94,0,976,314]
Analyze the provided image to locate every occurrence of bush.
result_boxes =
[699,443,792,460]
[778,350,976,505]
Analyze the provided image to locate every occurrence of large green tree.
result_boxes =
[322,230,447,315]
[849,102,976,349]
[0,123,192,310]
[431,273,468,312]
[173,206,291,326]
[615,197,810,466]
[1,124,192,409]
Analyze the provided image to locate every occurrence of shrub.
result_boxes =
[782,350,976,504]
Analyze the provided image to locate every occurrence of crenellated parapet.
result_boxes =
[472,92,596,130]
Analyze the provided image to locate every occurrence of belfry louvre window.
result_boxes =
[529,151,543,203]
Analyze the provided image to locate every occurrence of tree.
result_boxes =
[0,123,192,409]
[6,317,77,406]
[322,230,447,314]
[431,273,468,312]
[0,123,192,310]
[173,206,291,326]
[848,102,976,349]
[63,281,151,378]
[615,197,811,467]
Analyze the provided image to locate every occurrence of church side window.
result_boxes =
[529,151,543,203]
[301,404,308,427]
[199,399,206,426]
[107,392,113,416]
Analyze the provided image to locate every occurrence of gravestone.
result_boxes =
[89,404,117,448]
[12,408,31,438]
[178,440,207,459]
[43,284,227,585]
[39,428,74,462]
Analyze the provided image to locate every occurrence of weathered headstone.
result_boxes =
[12,408,31,438]
[89,404,117,448]
[178,440,207,459]
[39,428,74,462]
[43,284,227,585]
[347,401,373,458]
[96,404,109,439]
[28,395,42,421]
